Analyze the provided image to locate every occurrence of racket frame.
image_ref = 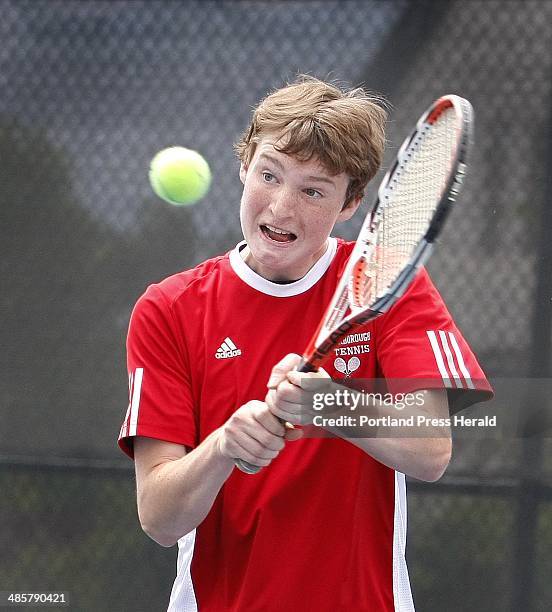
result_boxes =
[300,94,473,373]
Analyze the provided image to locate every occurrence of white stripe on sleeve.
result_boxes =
[448,332,475,389]
[438,330,463,389]
[129,367,144,436]
[119,372,134,438]
[427,331,452,388]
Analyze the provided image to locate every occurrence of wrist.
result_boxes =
[209,427,237,470]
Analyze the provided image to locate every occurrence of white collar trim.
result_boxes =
[229,238,337,297]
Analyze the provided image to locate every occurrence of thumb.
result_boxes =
[267,353,303,389]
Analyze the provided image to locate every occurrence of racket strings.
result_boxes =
[374,106,458,299]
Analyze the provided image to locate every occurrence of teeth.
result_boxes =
[265,224,292,235]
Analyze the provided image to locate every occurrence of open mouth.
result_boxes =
[260,224,297,244]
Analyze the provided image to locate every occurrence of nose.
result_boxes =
[269,185,296,221]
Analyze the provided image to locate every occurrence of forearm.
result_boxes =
[136,429,234,547]
[345,433,451,482]
[319,388,452,481]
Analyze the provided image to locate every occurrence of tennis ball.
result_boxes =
[149,146,211,206]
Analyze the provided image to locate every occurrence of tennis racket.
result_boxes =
[235,94,473,474]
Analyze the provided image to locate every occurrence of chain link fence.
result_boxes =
[1,1,551,610]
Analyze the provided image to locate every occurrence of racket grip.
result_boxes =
[234,458,262,474]
[298,359,317,373]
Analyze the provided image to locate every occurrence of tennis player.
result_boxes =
[118,76,492,611]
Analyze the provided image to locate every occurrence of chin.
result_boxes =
[249,247,301,280]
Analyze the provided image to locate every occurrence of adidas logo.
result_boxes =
[215,337,242,359]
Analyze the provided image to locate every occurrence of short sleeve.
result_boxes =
[118,284,196,458]
[375,268,493,413]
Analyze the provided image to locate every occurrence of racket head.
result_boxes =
[303,95,473,370]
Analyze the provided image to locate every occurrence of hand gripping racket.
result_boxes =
[235,94,473,474]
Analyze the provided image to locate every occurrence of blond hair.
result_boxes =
[235,75,387,204]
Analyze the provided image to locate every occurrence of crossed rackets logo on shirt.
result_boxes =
[334,356,361,377]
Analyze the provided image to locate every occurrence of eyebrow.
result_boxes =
[258,153,285,170]
[258,153,338,187]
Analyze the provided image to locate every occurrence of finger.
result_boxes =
[269,380,313,405]
[267,395,300,418]
[269,405,312,426]
[227,401,285,445]
[267,353,303,389]
[284,427,304,442]
[232,427,284,459]
[253,405,287,437]
[221,425,278,466]
[238,399,286,436]
[266,386,318,426]
[265,389,297,419]
[287,366,331,390]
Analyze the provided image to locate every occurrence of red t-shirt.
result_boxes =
[119,238,492,612]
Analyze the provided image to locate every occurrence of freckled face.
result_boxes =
[239,137,360,282]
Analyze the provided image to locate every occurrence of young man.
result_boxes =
[119,76,491,611]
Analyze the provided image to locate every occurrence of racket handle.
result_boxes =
[234,458,262,474]
[298,359,317,373]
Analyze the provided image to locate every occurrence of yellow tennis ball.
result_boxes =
[149,146,211,206]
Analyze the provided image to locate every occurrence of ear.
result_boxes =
[336,195,362,223]
[239,162,248,185]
